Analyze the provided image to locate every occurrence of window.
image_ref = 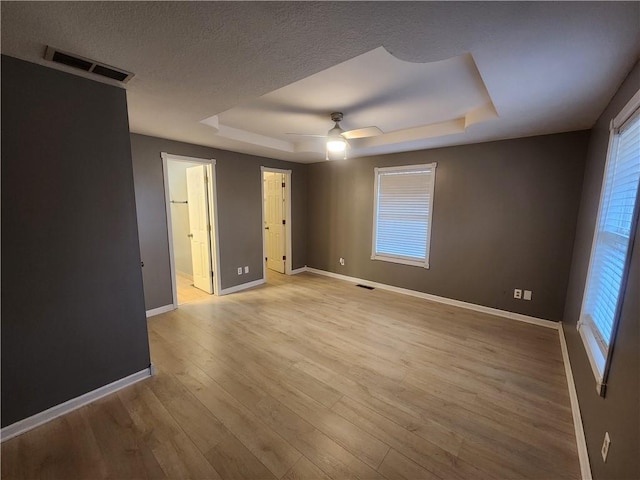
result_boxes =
[371,163,437,268]
[578,93,640,394]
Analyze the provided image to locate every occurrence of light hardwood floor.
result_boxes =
[176,273,211,305]
[1,271,580,479]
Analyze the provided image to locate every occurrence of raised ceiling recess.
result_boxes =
[201,47,497,160]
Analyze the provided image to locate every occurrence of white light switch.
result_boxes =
[524,290,532,301]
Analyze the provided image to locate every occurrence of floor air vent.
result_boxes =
[356,284,375,290]
[44,46,134,83]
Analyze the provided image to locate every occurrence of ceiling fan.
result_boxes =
[287,112,384,159]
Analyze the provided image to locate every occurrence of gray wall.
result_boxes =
[563,59,640,480]
[307,131,589,321]
[130,134,308,310]
[1,56,151,427]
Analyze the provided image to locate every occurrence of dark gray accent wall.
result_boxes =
[130,134,307,309]
[1,56,150,427]
[563,59,640,480]
[307,131,589,321]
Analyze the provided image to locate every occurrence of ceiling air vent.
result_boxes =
[44,46,134,83]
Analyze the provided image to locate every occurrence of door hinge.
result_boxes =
[282,182,285,188]
[204,175,209,184]
[207,224,212,232]
[211,271,214,278]
[282,219,286,225]
[283,255,286,261]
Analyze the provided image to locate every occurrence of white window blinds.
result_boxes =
[580,110,640,359]
[372,164,436,268]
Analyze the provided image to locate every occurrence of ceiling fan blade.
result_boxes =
[341,126,383,140]
[285,133,327,138]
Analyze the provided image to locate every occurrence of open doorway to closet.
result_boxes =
[261,167,292,279]
[162,153,221,306]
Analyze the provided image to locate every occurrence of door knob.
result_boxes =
[187,233,194,238]
[265,227,269,230]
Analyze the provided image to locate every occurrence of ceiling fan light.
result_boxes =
[327,138,347,153]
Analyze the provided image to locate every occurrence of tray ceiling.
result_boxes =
[202,48,497,160]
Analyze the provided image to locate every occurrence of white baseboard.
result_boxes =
[220,278,265,295]
[1,366,152,442]
[290,266,308,275]
[305,267,559,330]
[146,304,176,318]
[559,324,592,480]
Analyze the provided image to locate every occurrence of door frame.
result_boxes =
[261,166,292,275]
[161,152,222,308]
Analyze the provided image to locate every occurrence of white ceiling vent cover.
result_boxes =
[44,46,134,83]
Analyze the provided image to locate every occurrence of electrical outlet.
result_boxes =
[524,290,532,301]
[244,266,249,274]
[339,257,345,266]
[601,432,611,462]
[514,289,522,299]
[237,267,242,275]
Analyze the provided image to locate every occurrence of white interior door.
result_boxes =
[264,172,285,273]
[186,165,213,293]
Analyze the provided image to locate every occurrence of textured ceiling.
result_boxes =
[2,2,639,162]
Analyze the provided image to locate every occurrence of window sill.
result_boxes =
[371,254,429,269]
[577,321,606,395]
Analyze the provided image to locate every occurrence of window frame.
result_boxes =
[371,163,437,269]
[577,89,640,396]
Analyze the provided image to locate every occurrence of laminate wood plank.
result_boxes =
[156,320,386,480]
[279,364,344,409]
[401,333,567,385]
[144,372,230,454]
[384,384,576,478]
[204,434,278,480]
[173,364,302,478]
[331,395,488,480]
[283,456,332,480]
[176,273,211,305]
[85,396,167,480]
[183,332,391,470]
[400,374,578,471]
[400,360,574,430]
[403,372,577,452]
[0,435,23,480]
[458,437,579,480]
[1,271,579,479]
[292,428,387,480]
[0,409,108,480]
[229,385,385,480]
[377,448,442,480]
[151,311,392,471]
[291,292,563,379]
[301,362,466,458]
[400,341,568,400]
[118,381,222,480]
[202,370,384,480]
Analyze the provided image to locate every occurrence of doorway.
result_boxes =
[162,153,221,306]
[261,167,292,277]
